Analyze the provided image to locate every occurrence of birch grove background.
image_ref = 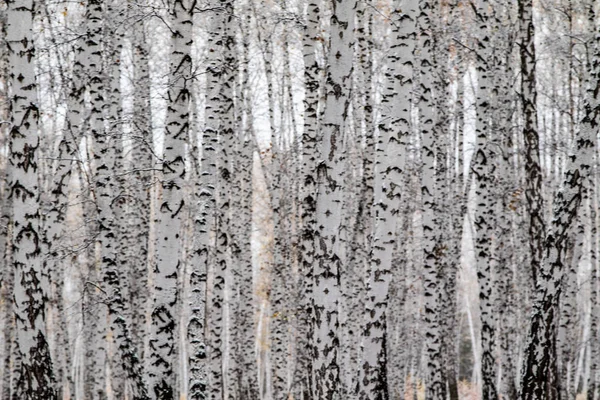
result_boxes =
[1,0,600,399]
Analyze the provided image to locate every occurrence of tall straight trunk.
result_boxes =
[185,13,217,398]
[519,0,545,286]
[519,7,598,398]
[204,2,235,399]
[229,38,256,397]
[41,4,89,396]
[96,2,148,397]
[80,2,108,397]
[418,0,446,397]
[148,0,193,398]
[357,0,415,398]
[297,0,321,397]
[214,4,236,398]
[559,198,585,400]
[588,192,599,400]
[559,7,579,399]
[312,0,355,398]
[186,92,211,400]
[7,0,57,398]
[473,0,498,396]
[128,18,153,365]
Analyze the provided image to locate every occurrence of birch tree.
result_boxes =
[7,0,57,397]
[520,4,599,397]
[473,0,498,396]
[358,0,415,398]
[418,0,447,396]
[148,0,193,397]
[312,0,355,397]
[297,0,321,396]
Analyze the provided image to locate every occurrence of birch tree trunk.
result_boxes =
[519,8,598,397]
[95,2,148,397]
[7,0,57,398]
[148,0,193,397]
[128,18,153,366]
[312,0,355,397]
[473,0,498,396]
[589,192,599,400]
[202,2,235,399]
[358,0,415,397]
[297,0,321,396]
[519,0,545,286]
[81,1,108,396]
[418,0,446,397]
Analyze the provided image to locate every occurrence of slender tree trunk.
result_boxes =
[312,0,355,398]
[126,18,153,367]
[297,0,321,397]
[358,0,415,398]
[417,0,446,397]
[473,0,499,396]
[148,0,193,398]
[519,0,545,287]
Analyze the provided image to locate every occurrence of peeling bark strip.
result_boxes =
[312,0,356,398]
[358,0,415,398]
[7,0,57,398]
[148,0,193,398]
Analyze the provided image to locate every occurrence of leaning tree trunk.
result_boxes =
[147,0,193,398]
[312,0,355,398]
[7,0,57,398]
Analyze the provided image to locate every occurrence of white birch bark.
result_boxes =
[358,0,415,398]
[148,0,193,397]
[7,0,57,397]
[519,8,598,397]
[96,2,148,397]
[418,0,446,397]
[229,43,256,397]
[473,0,498,396]
[312,0,355,398]
[128,19,153,366]
[588,193,599,400]
[519,0,545,286]
[296,0,321,396]
[81,2,108,396]
[203,2,235,399]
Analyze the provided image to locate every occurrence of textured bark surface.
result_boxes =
[297,1,321,397]
[148,0,193,398]
[519,7,598,397]
[519,0,545,286]
[7,0,57,398]
[311,0,355,398]
[418,0,446,397]
[357,1,415,398]
[473,0,498,397]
